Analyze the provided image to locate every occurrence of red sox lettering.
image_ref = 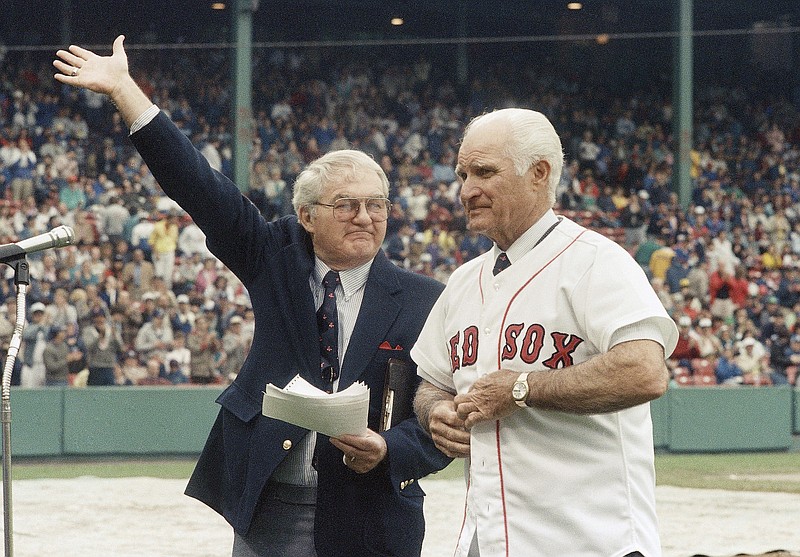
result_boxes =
[449,324,585,373]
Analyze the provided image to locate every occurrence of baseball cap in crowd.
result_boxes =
[742,337,756,348]
[678,316,692,327]
[679,278,690,288]
[30,302,46,314]
[176,294,190,304]
[766,295,779,304]
[698,318,712,328]
[791,335,800,344]
[229,315,243,325]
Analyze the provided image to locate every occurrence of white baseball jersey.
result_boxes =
[412,213,678,557]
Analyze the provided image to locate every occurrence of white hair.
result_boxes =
[291,150,389,214]
[464,108,564,206]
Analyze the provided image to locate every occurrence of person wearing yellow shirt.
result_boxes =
[149,211,180,288]
[649,245,675,281]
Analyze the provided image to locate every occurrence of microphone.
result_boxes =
[0,226,75,264]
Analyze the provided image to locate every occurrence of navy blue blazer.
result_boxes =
[131,113,451,556]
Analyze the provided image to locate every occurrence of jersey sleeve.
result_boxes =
[410,291,457,394]
[572,240,678,355]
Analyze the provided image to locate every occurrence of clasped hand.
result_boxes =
[454,370,522,429]
[426,370,523,459]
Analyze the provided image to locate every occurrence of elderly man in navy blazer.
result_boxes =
[55,36,451,557]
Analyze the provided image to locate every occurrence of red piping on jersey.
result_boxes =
[493,229,585,556]
[478,265,485,304]
[454,469,471,557]
[495,419,509,555]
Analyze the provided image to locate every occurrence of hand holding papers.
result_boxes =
[262,374,369,437]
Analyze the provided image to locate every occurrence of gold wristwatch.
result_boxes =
[511,372,530,408]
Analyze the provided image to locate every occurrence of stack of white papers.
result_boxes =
[262,374,369,437]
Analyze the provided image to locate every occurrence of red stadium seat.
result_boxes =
[690,358,715,377]
[693,374,716,386]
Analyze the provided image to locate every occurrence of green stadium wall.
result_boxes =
[4,386,799,457]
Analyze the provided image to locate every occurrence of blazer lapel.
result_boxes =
[277,232,323,389]
[338,253,401,388]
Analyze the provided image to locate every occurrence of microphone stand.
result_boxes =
[1,256,30,557]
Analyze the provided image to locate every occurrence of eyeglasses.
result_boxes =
[313,197,391,222]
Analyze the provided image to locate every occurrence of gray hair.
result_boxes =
[291,149,389,214]
[464,108,564,206]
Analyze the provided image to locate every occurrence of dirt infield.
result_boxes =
[1,476,799,556]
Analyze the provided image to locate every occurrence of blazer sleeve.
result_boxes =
[130,111,276,286]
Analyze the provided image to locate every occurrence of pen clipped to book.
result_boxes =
[380,358,416,432]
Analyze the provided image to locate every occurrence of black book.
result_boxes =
[379,358,416,432]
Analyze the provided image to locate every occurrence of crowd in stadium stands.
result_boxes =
[1,48,800,388]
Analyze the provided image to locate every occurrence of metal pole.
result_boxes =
[2,258,31,557]
[673,0,694,210]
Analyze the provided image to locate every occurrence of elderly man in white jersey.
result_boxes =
[412,108,678,557]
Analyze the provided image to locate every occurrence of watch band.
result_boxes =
[513,372,529,408]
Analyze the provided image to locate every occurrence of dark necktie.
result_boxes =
[493,252,511,275]
[317,270,340,392]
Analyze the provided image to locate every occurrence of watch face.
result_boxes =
[512,382,527,400]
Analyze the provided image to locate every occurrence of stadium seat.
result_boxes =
[693,374,716,386]
[690,358,715,377]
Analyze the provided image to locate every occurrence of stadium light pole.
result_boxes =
[231,0,256,193]
[673,0,693,210]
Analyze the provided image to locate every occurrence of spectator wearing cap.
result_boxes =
[82,308,124,386]
[21,301,50,387]
[694,317,723,364]
[735,336,771,385]
[171,293,195,335]
[138,292,160,322]
[134,308,174,362]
